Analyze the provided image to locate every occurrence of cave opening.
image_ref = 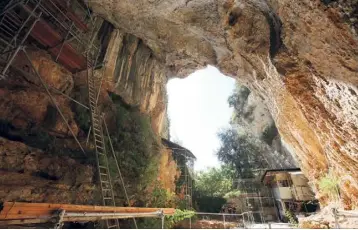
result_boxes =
[166,65,235,171]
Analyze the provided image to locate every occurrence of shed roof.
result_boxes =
[260,168,301,183]
[161,138,196,160]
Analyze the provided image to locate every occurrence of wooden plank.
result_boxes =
[2,202,175,214]
[0,219,50,226]
[0,202,175,220]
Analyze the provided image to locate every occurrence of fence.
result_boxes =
[193,211,265,229]
[333,208,358,229]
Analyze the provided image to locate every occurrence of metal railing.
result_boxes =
[194,211,263,229]
[333,208,358,229]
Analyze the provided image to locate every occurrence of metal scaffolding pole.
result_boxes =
[1,5,42,78]
[23,47,86,156]
[3,0,41,52]
[55,22,74,62]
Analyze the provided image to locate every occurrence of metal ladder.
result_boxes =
[87,53,119,229]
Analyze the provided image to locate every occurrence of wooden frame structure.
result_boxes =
[0,202,175,227]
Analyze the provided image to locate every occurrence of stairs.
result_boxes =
[0,0,23,57]
[87,53,119,229]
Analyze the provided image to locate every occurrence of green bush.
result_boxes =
[137,182,195,228]
[224,190,241,200]
[107,96,160,203]
[318,172,340,201]
[261,123,278,145]
[71,85,91,132]
[284,209,298,226]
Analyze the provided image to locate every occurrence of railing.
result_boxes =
[194,211,263,229]
[333,208,358,229]
[245,222,297,229]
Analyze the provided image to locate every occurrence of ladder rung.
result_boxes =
[99,169,108,174]
[93,122,101,126]
[100,173,108,176]
[103,197,113,200]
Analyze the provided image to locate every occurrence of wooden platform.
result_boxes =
[0,202,175,225]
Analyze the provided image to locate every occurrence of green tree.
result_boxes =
[193,165,236,212]
[216,128,268,179]
[195,166,235,197]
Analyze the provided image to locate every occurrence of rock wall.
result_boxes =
[0,137,96,204]
[88,0,358,207]
[0,49,78,137]
[101,31,168,135]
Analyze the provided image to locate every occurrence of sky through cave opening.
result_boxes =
[166,66,235,171]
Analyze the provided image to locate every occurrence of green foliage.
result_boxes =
[71,85,91,132]
[193,196,226,213]
[261,123,278,145]
[224,190,241,200]
[228,83,251,115]
[318,172,340,200]
[108,97,160,202]
[284,209,298,226]
[217,128,268,179]
[166,209,195,228]
[138,209,195,229]
[149,181,176,208]
[137,182,194,228]
[194,166,235,197]
[193,165,235,212]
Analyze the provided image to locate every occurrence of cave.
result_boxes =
[0,0,358,228]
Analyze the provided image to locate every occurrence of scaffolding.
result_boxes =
[233,170,279,225]
[0,1,137,228]
[161,139,195,227]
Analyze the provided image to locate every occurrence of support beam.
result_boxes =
[0,202,175,221]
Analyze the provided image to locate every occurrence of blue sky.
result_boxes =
[166,66,235,171]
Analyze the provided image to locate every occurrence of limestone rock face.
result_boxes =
[88,0,358,207]
[0,137,96,204]
[101,31,168,134]
[13,49,74,93]
[0,86,79,137]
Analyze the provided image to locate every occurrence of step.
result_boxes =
[96,146,104,150]
[4,11,22,25]
[2,17,20,31]
[0,27,14,39]
[93,129,101,135]
[93,132,101,137]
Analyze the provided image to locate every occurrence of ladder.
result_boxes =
[87,52,119,229]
